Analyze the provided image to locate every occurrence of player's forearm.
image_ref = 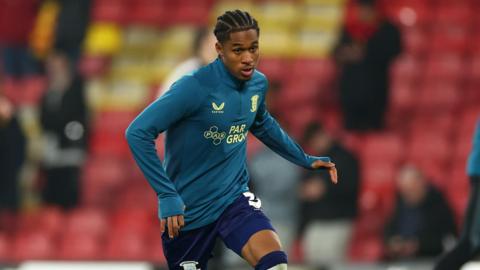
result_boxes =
[125,125,184,218]
[251,116,329,169]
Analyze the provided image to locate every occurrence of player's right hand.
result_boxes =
[161,215,185,239]
[311,160,338,184]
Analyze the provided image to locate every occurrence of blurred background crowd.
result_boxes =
[0,0,479,269]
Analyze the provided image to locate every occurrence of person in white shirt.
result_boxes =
[157,27,217,97]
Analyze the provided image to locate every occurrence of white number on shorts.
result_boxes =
[243,192,262,209]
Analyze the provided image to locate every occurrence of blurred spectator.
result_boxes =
[298,122,359,266]
[0,95,26,211]
[384,165,457,261]
[54,0,91,65]
[157,27,217,97]
[39,51,89,209]
[0,0,40,77]
[434,118,480,270]
[333,0,401,131]
[249,80,300,255]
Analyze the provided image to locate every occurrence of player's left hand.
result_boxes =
[161,214,185,239]
[311,160,338,184]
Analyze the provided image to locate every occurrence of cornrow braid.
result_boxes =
[214,10,259,43]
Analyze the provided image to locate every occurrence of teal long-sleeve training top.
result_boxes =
[467,118,480,177]
[125,58,330,231]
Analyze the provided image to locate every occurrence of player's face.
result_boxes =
[216,29,259,81]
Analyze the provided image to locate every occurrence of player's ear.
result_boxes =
[215,42,224,58]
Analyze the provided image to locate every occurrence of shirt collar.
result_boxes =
[213,57,246,89]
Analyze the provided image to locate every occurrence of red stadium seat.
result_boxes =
[360,133,404,163]
[105,230,148,260]
[433,4,474,28]
[257,58,290,83]
[466,53,480,83]
[389,80,417,115]
[59,232,103,260]
[278,80,321,108]
[348,237,383,262]
[457,108,480,136]
[401,27,429,56]
[111,207,154,233]
[127,0,172,27]
[289,58,337,89]
[16,207,64,238]
[280,105,318,139]
[63,208,109,239]
[91,0,129,24]
[1,76,47,106]
[21,76,47,106]
[361,162,397,201]
[114,185,156,213]
[13,230,55,261]
[430,25,470,54]
[416,80,460,113]
[447,188,469,227]
[172,1,210,25]
[82,157,129,206]
[423,54,465,82]
[78,55,111,78]
[0,233,10,261]
[409,113,455,137]
[390,54,423,84]
[2,77,22,105]
[385,1,432,27]
[358,188,395,219]
[145,229,167,264]
[407,132,451,176]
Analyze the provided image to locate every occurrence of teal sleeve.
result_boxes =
[125,76,204,218]
[467,119,480,177]
[250,80,330,169]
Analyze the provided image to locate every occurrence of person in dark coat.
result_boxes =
[0,96,26,211]
[54,0,91,64]
[384,165,457,260]
[39,50,89,209]
[298,122,360,265]
[334,0,401,131]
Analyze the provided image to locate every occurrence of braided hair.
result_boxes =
[214,10,260,43]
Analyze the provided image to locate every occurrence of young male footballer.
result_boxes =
[434,117,480,270]
[126,10,338,270]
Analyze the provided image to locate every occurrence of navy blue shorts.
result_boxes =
[161,192,275,270]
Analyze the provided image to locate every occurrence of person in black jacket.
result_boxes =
[0,96,26,211]
[54,0,91,64]
[384,165,457,260]
[333,0,401,131]
[39,50,89,209]
[298,122,359,266]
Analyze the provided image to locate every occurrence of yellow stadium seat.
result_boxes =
[300,4,344,31]
[86,78,150,111]
[158,26,197,58]
[84,23,123,56]
[260,30,297,58]
[210,1,258,25]
[256,1,301,30]
[149,56,184,84]
[122,26,161,54]
[303,0,346,5]
[295,30,339,58]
